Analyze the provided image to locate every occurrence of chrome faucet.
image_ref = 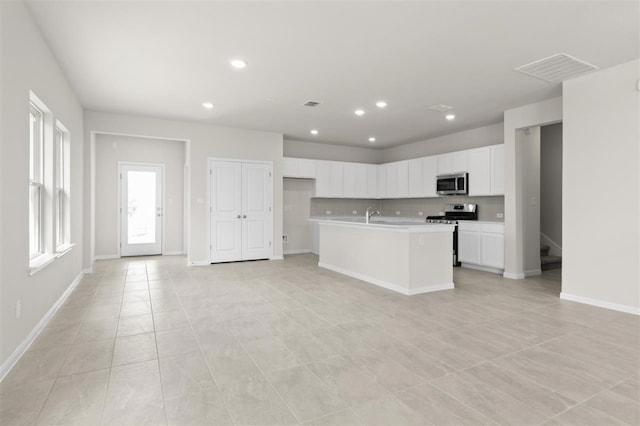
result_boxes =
[365,206,381,224]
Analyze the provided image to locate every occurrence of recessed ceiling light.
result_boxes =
[375,101,387,108]
[354,109,365,116]
[310,129,319,135]
[368,137,376,142]
[445,114,456,120]
[230,59,247,69]
[202,102,214,109]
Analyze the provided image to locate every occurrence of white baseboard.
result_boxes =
[318,262,453,296]
[189,260,210,266]
[283,249,311,255]
[525,269,542,277]
[560,292,640,316]
[83,267,93,274]
[94,254,118,260]
[270,255,284,260]
[461,263,504,275]
[0,271,84,382]
[163,251,185,256]
[503,271,525,279]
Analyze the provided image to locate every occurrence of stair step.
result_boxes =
[540,244,551,256]
[541,254,562,271]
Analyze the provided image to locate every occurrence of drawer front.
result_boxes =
[481,223,504,234]
[458,222,482,232]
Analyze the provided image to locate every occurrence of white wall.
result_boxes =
[540,123,563,255]
[283,178,314,254]
[519,127,541,275]
[94,134,185,258]
[0,2,84,369]
[561,59,639,314]
[503,97,562,279]
[381,123,504,162]
[284,139,382,164]
[84,111,284,265]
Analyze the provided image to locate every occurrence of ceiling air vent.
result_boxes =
[515,53,599,83]
[303,101,320,107]
[428,104,454,112]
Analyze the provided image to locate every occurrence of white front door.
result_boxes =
[120,163,163,256]
[209,160,272,263]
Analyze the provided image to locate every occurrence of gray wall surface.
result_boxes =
[540,123,563,252]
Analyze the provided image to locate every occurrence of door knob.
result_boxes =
[242,215,247,219]
[237,214,241,219]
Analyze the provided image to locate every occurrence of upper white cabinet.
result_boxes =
[301,143,503,199]
[408,158,423,197]
[491,144,505,195]
[343,163,356,198]
[366,164,377,198]
[421,156,438,197]
[437,151,468,175]
[467,147,492,196]
[314,161,330,197]
[329,162,343,197]
[283,157,317,178]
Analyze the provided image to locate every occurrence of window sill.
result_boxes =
[29,243,76,276]
[56,243,75,258]
[29,254,56,276]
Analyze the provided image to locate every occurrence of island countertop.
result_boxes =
[310,216,455,233]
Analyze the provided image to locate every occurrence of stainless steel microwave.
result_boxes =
[437,172,468,195]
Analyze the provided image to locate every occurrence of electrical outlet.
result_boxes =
[15,300,21,319]
[395,211,400,215]
[352,210,358,215]
[282,234,288,243]
[439,211,444,216]
[497,213,504,218]
[326,210,331,215]
[418,211,424,216]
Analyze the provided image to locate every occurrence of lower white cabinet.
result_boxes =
[458,222,504,272]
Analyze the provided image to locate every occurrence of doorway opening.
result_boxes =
[119,162,164,257]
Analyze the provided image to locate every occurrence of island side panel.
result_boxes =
[318,224,411,293]
[408,232,454,294]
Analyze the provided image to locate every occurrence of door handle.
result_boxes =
[242,215,247,219]
[237,214,242,219]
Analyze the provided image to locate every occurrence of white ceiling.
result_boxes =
[26,1,639,148]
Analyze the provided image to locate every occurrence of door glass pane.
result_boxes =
[127,171,156,244]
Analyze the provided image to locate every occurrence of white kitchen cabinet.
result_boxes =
[437,151,468,175]
[314,161,330,197]
[343,162,356,198]
[481,228,504,269]
[467,147,491,196]
[458,221,504,272]
[458,222,482,265]
[421,156,438,197]
[408,158,423,197]
[397,160,409,197]
[385,163,398,197]
[282,157,317,178]
[376,166,386,198]
[366,164,377,198]
[329,162,343,197]
[354,163,368,198]
[491,144,505,195]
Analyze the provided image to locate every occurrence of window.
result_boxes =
[29,103,44,259]
[29,91,73,272]
[55,123,70,250]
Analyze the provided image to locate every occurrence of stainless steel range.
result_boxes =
[427,204,478,266]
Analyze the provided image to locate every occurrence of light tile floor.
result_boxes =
[1,254,638,425]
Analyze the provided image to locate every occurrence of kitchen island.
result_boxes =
[312,218,455,295]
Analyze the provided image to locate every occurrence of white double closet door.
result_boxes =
[209,159,273,263]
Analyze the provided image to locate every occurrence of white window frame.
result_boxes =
[29,102,44,260]
[55,121,71,252]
